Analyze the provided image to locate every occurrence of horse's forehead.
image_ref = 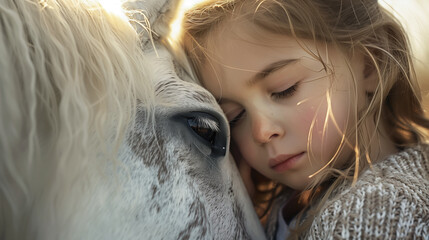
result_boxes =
[145,47,219,109]
[155,79,218,107]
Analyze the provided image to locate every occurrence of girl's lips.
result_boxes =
[269,152,305,172]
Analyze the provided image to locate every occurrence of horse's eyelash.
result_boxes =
[195,117,220,132]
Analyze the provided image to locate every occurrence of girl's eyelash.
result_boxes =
[228,82,299,127]
[229,110,245,128]
[272,82,299,99]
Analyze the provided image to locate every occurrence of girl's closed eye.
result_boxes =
[229,110,245,128]
[272,82,299,100]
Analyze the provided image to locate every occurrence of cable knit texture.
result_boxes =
[265,145,429,239]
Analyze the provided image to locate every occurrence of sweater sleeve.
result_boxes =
[304,173,429,239]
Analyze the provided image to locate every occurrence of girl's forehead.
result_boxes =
[207,21,336,65]
[208,20,357,70]
[209,19,301,52]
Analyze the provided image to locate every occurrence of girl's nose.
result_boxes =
[251,112,284,144]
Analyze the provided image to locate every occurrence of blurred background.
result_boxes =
[170,0,429,111]
[380,0,429,111]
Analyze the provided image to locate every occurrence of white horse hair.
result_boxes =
[0,0,265,239]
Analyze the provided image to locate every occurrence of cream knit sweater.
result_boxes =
[265,145,429,239]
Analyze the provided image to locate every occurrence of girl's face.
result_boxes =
[199,23,369,190]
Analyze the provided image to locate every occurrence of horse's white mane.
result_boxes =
[0,1,267,239]
[0,0,154,237]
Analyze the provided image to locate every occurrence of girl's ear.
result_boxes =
[362,57,379,93]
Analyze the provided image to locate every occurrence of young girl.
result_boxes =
[181,0,429,239]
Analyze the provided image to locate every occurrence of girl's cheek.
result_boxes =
[298,103,323,129]
[297,100,331,143]
[299,104,317,122]
[231,129,250,152]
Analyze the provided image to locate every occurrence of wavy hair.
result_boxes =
[182,0,429,237]
[0,0,154,238]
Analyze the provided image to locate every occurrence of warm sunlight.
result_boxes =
[380,0,429,107]
[96,0,428,105]
[380,0,429,64]
[169,0,429,107]
[169,0,428,64]
[168,0,209,44]
[97,0,126,18]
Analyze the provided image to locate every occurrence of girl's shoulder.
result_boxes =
[305,144,429,239]
[358,144,429,190]
[372,144,429,179]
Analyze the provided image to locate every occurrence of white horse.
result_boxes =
[0,0,265,239]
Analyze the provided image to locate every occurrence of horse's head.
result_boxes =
[118,47,265,238]
[119,1,265,238]
[0,0,265,239]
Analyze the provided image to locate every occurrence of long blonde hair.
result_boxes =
[182,0,429,236]
[0,0,154,238]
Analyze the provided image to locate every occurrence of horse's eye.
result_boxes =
[187,117,218,144]
[179,111,226,158]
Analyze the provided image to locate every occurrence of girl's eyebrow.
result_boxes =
[249,58,300,86]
